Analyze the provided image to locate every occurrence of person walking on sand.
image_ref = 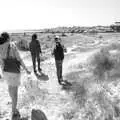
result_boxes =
[29,34,42,74]
[0,32,30,119]
[52,36,67,85]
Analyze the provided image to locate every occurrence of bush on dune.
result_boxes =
[89,47,114,80]
[73,83,88,107]
[106,42,120,51]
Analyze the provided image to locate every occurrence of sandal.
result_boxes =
[60,80,72,86]
[59,81,67,85]
[12,110,20,119]
[64,80,72,86]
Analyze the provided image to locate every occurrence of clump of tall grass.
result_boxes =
[16,39,29,51]
[89,47,114,80]
[71,82,88,109]
[62,110,75,120]
[19,75,48,109]
[108,42,120,51]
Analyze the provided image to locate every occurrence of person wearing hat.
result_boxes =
[52,35,67,85]
[0,32,30,119]
[29,33,42,73]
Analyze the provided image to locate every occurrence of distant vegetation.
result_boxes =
[9,22,120,52]
[10,24,120,35]
[39,26,115,33]
[110,25,120,32]
[110,22,120,32]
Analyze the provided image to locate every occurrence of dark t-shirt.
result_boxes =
[29,40,41,55]
[53,44,64,60]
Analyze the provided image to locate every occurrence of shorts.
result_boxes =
[3,72,21,86]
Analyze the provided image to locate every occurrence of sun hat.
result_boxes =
[55,35,60,39]
[54,35,61,42]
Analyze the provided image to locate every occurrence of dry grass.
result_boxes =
[89,47,114,80]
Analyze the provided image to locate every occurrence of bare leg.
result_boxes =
[8,85,18,113]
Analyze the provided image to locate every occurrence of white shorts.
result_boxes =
[3,72,21,86]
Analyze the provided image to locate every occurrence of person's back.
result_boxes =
[29,39,41,55]
[29,34,42,73]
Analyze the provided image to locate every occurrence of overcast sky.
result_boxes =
[0,0,119,32]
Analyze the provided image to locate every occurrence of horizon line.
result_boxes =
[1,24,115,33]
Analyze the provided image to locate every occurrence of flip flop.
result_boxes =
[64,80,72,86]
[12,110,20,119]
[60,81,67,85]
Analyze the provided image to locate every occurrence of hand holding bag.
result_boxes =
[3,44,21,73]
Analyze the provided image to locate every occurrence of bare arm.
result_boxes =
[51,46,55,56]
[29,42,31,52]
[13,44,29,72]
[0,59,3,70]
[37,40,42,53]
[62,45,67,52]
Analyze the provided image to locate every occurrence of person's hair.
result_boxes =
[0,32,10,44]
[0,37,4,44]
[32,34,37,40]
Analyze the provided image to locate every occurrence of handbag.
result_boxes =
[3,44,21,73]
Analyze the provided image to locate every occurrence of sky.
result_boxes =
[0,0,120,32]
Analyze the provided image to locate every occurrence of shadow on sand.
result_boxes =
[35,72,49,81]
[12,115,29,120]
